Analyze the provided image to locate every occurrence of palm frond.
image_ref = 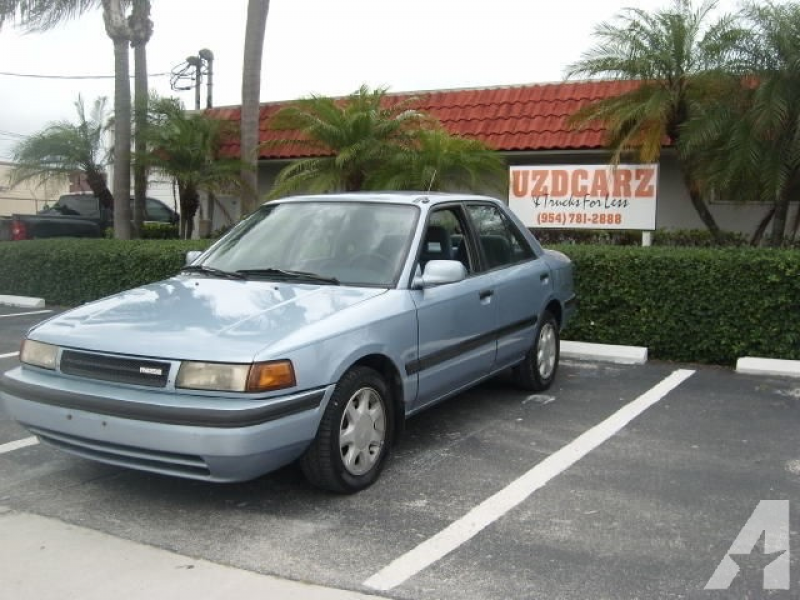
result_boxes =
[8,94,109,190]
[0,0,102,31]
[683,0,800,214]
[145,96,247,197]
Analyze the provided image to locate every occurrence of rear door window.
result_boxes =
[55,195,99,218]
[466,204,534,270]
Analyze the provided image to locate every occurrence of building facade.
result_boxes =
[204,81,797,240]
[0,161,69,216]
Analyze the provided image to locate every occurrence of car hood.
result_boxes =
[30,276,387,362]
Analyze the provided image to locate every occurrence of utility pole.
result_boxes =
[172,50,213,110]
[199,49,214,109]
[186,55,202,111]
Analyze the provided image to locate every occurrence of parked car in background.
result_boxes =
[0,192,179,241]
[1,192,575,493]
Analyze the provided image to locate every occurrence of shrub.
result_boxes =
[534,228,749,247]
[553,244,800,364]
[0,239,211,306]
[141,223,180,239]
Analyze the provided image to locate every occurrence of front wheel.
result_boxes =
[301,366,393,493]
[512,310,560,391]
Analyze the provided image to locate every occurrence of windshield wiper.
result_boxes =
[236,268,340,285]
[180,265,246,280]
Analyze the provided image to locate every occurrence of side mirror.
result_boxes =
[185,250,203,265]
[412,260,467,289]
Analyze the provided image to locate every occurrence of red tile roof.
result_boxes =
[207,80,639,160]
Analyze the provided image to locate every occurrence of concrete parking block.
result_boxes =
[561,340,648,365]
[736,356,800,378]
[0,295,45,309]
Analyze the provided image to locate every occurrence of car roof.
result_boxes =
[267,192,504,208]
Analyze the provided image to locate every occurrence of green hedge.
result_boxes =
[554,244,800,364]
[141,223,180,239]
[1,239,798,364]
[534,228,750,247]
[0,239,211,306]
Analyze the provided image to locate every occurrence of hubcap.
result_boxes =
[339,387,386,476]
[536,323,557,380]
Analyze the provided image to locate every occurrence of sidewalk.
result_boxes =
[0,506,388,600]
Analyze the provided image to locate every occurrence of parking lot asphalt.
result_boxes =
[1,308,798,599]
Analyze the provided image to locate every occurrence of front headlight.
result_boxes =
[20,339,58,370]
[176,360,295,393]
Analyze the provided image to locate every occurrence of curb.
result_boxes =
[0,295,45,309]
[736,357,800,379]
[561,340,648,365]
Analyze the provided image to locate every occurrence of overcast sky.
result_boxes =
[0,0,741,159]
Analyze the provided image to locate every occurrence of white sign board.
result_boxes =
[509,164,658,230]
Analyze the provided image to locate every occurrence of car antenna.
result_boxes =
[427,169,437,192]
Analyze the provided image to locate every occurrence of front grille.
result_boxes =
[60,350,170,388]
[27,425,211,478]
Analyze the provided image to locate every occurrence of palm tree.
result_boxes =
[267,85,428,198]
[129,0,153,236]
[146,98,245,239]
[9,96,113,209]
[0,0,137,240]
[240,0,270,216]
[367,126,507,193]
[683,1,800,246]
[565,0,745,239]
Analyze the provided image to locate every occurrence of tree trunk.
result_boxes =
[103,0,132,240]
[178,181,188,239]
[681,169,722,241]
[750,206,775,246]
[85,168,114,210]
[178,181,200,240]
[132,43,147,237]
[130,0,152,238]
[790,202,800,242]
[240,0,270,216]
[112,36,132,239]
[770,193,789,247]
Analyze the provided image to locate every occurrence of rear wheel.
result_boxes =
[301,366,393,493]
[512,310,559,391]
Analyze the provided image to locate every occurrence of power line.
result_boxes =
[0,70,170,80]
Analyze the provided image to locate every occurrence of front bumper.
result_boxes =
[1,366,334,482]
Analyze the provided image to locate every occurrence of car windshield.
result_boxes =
[198,201,419,287]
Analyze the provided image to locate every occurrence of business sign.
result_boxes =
[509,164,658,230]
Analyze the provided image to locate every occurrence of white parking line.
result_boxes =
[0,351,19,360]
[364,369,696,591]
[0,437,39,455]
[0,310,53,319]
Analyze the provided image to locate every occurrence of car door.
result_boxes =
[465,202,551,370]
[410,204,498,410]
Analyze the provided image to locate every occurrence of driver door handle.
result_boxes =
[479,289,494,300]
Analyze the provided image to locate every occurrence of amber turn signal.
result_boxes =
[246,360,296,392]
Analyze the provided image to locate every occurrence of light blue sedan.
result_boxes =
[1,193,575,493]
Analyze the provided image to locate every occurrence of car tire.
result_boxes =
[512,310,560,392]
[301,366,393,494]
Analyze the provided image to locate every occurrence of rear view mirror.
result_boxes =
[185,250,202,265]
